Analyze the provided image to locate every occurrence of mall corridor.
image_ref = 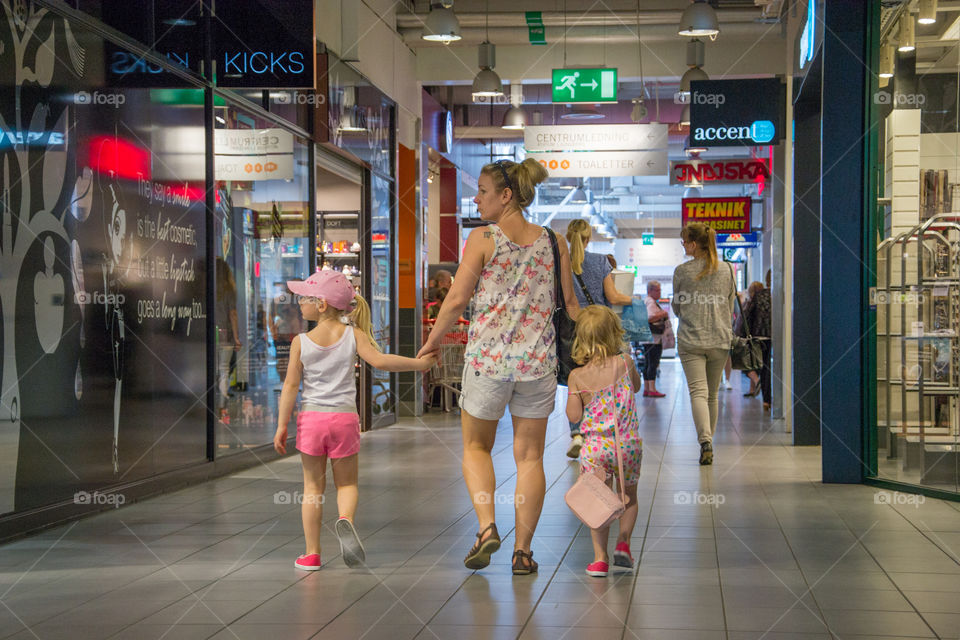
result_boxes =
[0,362,958,640]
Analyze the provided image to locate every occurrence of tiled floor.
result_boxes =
[1,360,959,639]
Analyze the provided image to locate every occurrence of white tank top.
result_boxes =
[298,327,358,412]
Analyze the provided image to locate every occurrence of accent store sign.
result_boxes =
[681,197,751,233]
[689,79,785,148]
[669,158,770,185]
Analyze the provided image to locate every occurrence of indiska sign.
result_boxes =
[669,159,770,185]
[681,197,751,233]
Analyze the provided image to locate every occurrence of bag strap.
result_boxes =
[609,354,629,506]
[728,262,753,338]
[574,271,596,306]
[544,227,567,315]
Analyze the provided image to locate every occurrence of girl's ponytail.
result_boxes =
[349,294,381,351]
[565,218,590,275]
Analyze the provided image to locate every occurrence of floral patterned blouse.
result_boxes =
[465,224,557,381]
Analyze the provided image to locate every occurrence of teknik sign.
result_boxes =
[689,78,785,147]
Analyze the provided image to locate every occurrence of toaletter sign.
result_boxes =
[681,197,751,233]
[669,158,771,185]
[689,78,785,147]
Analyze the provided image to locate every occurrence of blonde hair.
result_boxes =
[317,293,381,351]
[681,222,719,280]
[572,305,627,365]
[565,218,591,275]
[481,158,549,209]
[747,281,764,298]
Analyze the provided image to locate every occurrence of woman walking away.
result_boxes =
[565,219,633,459]
[641,280,669,397]
[566,306,643,577]
[672,223,736,465]
[275,271,436,571]
[742,280,772,410]
[418,158,580,575]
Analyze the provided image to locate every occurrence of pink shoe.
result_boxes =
[613,542,633,570]
[643,390,665,398]
[294,553,322,571]
[585,560,609,577]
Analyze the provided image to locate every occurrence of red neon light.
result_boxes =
[86,135,151,180]
[254,261,260,278]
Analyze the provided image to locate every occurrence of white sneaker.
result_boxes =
[724,380,733,390]
[566,435,583,459]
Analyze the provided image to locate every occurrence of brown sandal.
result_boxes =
[512,549,538,575]
[464,523,500,570]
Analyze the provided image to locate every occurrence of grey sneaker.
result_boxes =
[699,442,713,465]
[335,518,366,568]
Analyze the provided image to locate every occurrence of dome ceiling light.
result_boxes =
[472,42,503,100]
[918,0,937,25]
[678,1,720,40]
[898,12,915,52]
[422,2,461,43]
[561,103,605,120]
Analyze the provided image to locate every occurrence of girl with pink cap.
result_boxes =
[275,270,436,571]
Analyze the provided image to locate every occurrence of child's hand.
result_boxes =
[417,353,438,371]
[273,426,287,455]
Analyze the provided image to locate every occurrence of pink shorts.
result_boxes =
[296,411,361,458]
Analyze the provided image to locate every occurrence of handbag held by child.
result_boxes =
[564,400,628,529]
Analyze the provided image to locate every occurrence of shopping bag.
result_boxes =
[620,298,652,343]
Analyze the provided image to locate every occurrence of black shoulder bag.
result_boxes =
[544,227,578,386]
[727,263,764,371]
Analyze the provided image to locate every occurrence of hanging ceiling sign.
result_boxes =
[528,150,667,178]
[681,197,751,233]
[669,158,771,185]
[716,232,760,248]
[689,78,785,147]
[526,12,546,45]
[214,154,294,180]
[642,232,655,245]
[551,68,618,103]
[524,124,667,152]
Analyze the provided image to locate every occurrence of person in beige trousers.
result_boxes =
[671,223,736,465]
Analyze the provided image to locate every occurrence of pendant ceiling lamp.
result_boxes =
[501,84,527,130]
[472,42,503,100]
[898,12,916,52]
[422,2,462,43]
[678,1,720,39]
[918,0,938,25]
[879,45,894,79]
[680,38,708,94]
[680,103,691,126]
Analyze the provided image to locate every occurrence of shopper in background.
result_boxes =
[418,158,580,576]
[565,219,633,459]
[743,280,772,410]
[641,280,668,397]
[427,269,452,302]
[672,223,736,465]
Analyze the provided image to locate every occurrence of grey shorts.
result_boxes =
[459,367,557,421]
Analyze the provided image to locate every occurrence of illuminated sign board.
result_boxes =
[669,158,771,185]
[552,68,618,103]
[716,232,760,248]
[681,197,751,233]
[689,79,785,147]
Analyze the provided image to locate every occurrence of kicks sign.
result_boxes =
[681,197,751,233]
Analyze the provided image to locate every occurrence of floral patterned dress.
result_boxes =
[579,356,643,486]
[465,224,556,381]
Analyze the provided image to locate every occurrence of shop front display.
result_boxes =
[870,4,960,496]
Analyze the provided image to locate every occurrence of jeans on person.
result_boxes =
[641,343,662,382]
[678,346,729,444]
[570,421,580,437]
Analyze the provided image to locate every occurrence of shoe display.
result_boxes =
[294,553,322,571]
[699,442,714,465]
[586,560,609,577]
[613,542,633,570]
[566,434,583,459]
[335,517,366,568]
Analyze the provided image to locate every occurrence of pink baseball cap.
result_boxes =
[287,270,356,310]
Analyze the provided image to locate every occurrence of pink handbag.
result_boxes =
[564,392,628,530]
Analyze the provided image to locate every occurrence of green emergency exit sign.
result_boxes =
[552,68,618,103]
[642,232,654,245]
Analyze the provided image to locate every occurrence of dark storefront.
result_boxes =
[0,1,398,537]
